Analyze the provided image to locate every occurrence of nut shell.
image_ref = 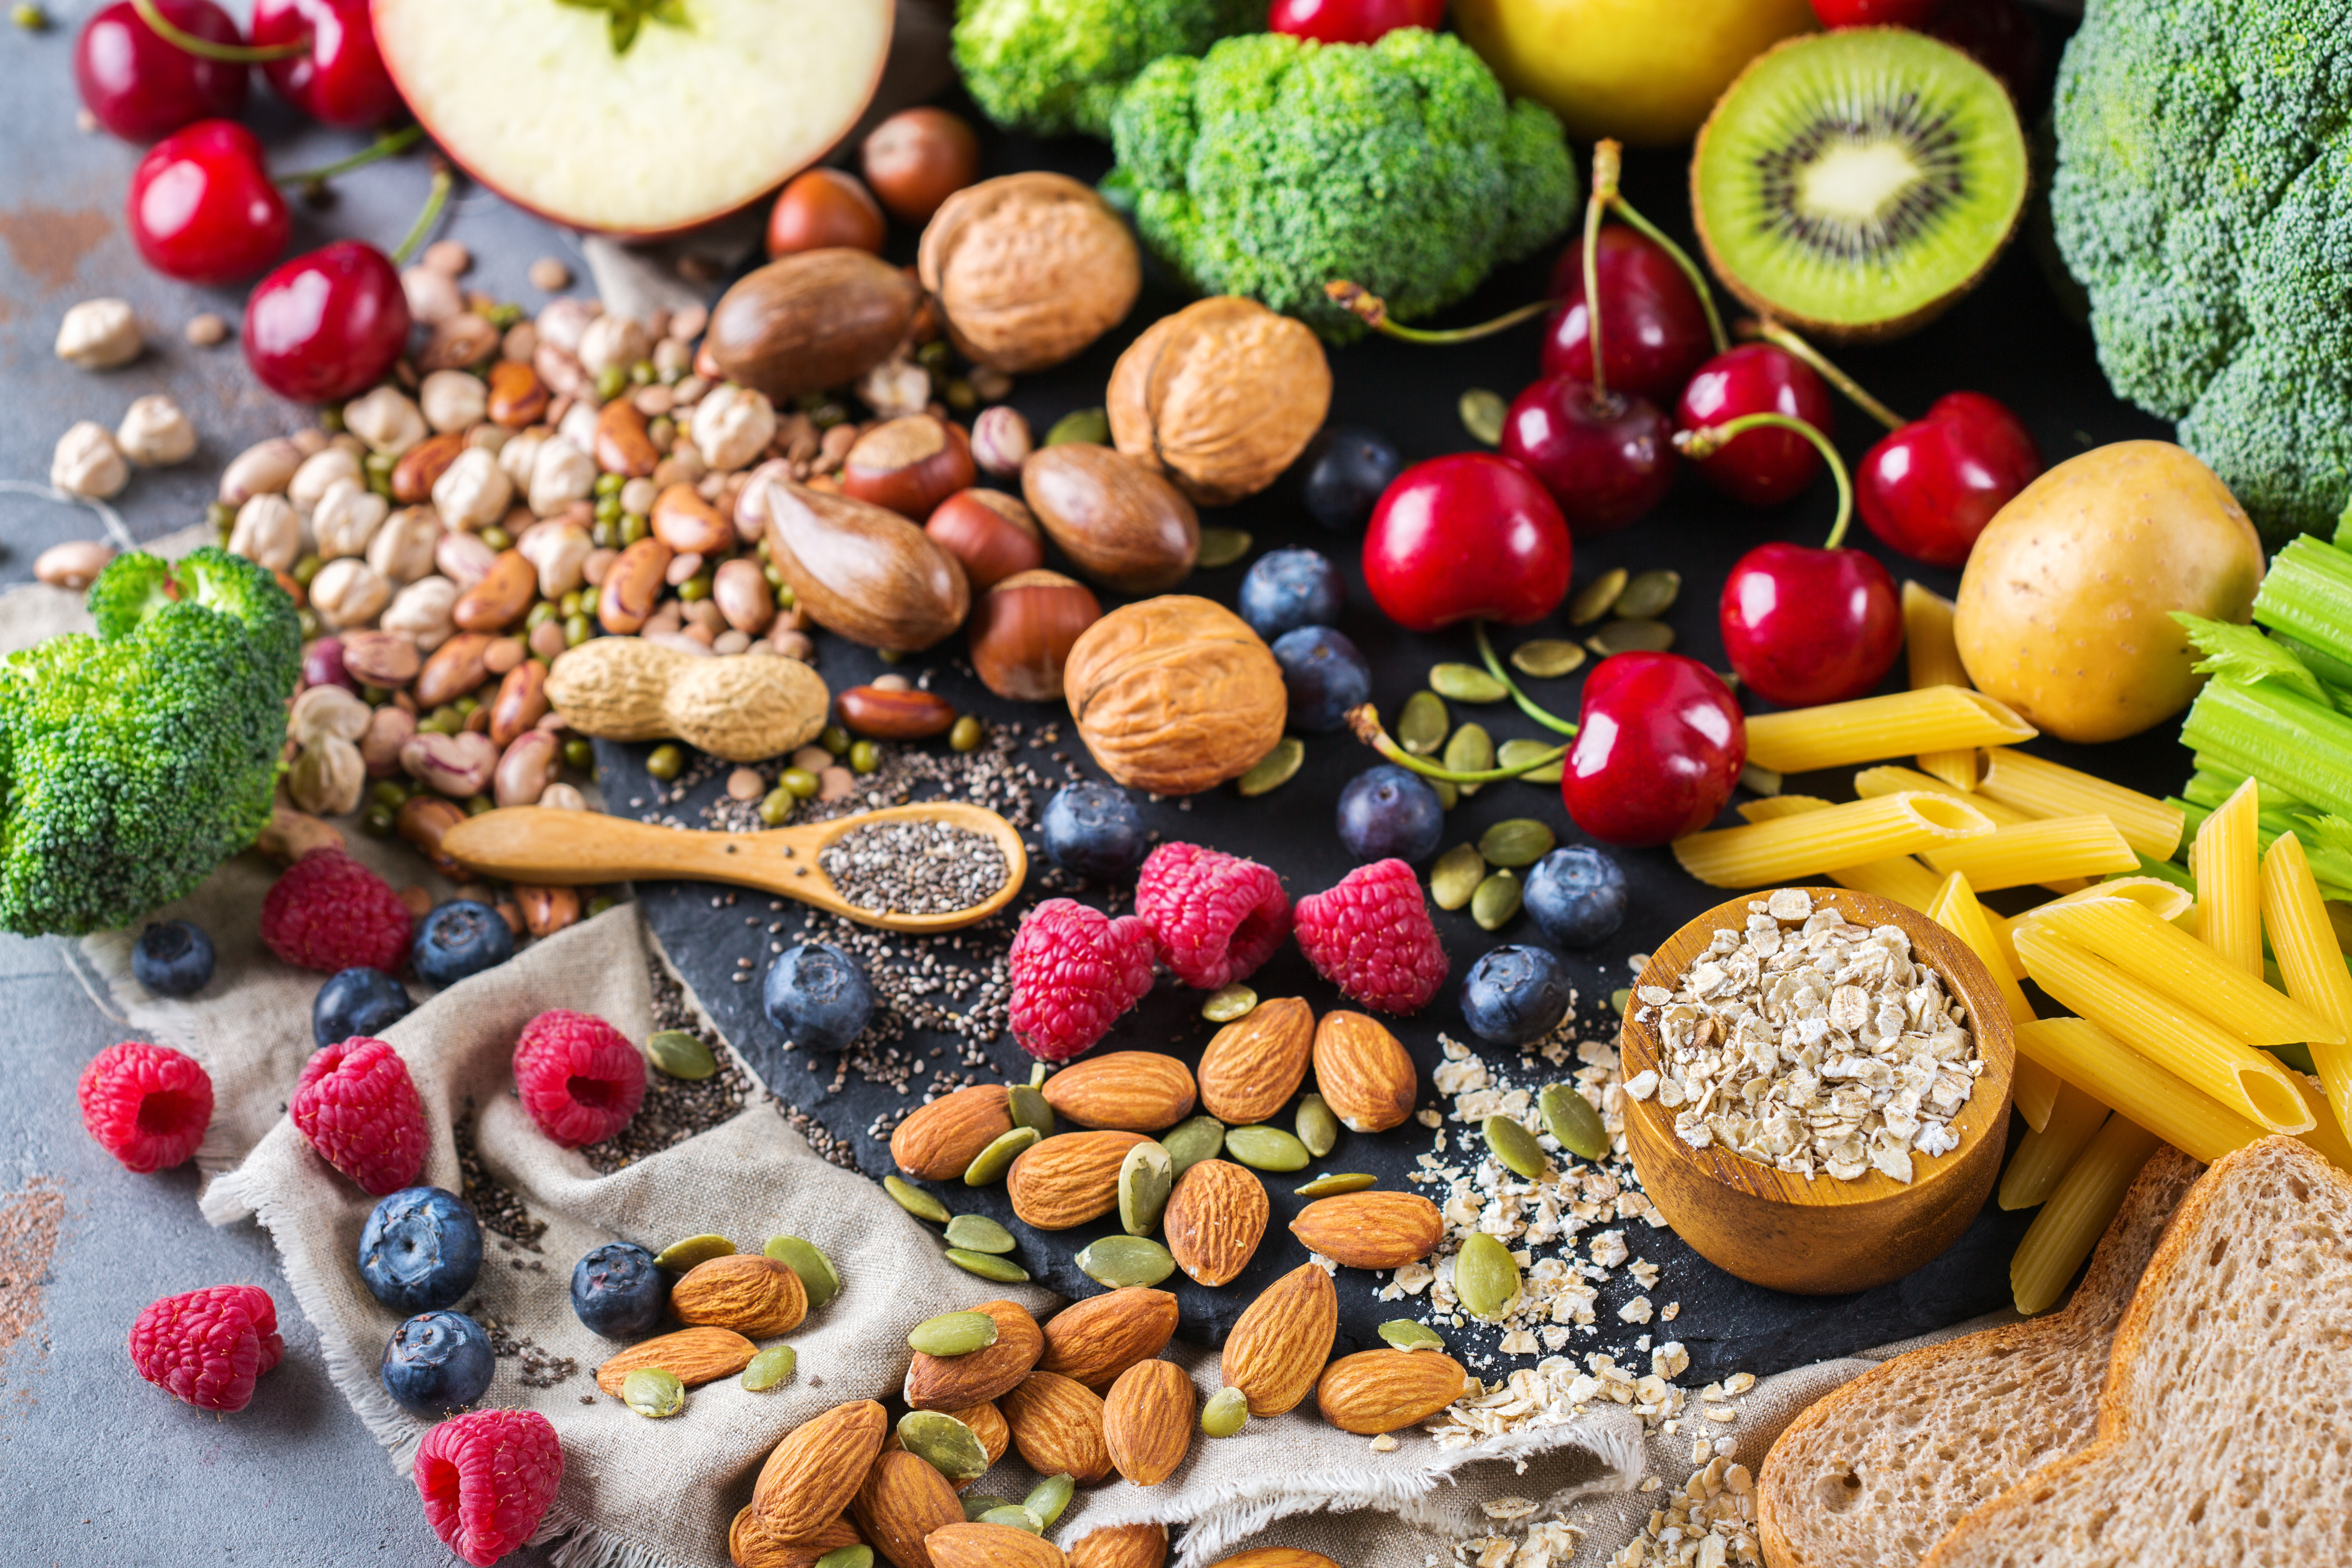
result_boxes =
[1064,596,1285,796]
[1107,297,1332,506]
[999,1370,1114,1484]
[708,249,922,399]
[918,173,1140,373]
[670,1252,809,1337]
[1021,444,1198,594]
[891,1084,1015,1179]
[1162,1158,1268,1287]
[1007,1129,1149,1230]
[1037,1287,1180,1392]
[1102,1358,1196,1486]
[1314,1348,1468,1434]
[546,635,829,760]
[1220,1262,1337,1416]
[925,488,1045,592]
[1039,1052,1196,1132]
[1196,996,1313,1127]
[969,570,1102,703]
[904,1298,1043,1410]
[762,476,970,650]
[1287,1192,1443,1270]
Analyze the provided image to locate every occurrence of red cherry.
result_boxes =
[1563,653,1747,846]
[1362,453,1573,632]
[1720,542,1903,708]
[1540,226,1715,403]
[1809,0,1944,24]
[74,0,249,142]
[127,120,291,286]
[1927,0,2045,116]
[253,0,401,129]
[243,239,411,403]
[1675,344,1835,506]
[1857,392,2041,568]
[1500,376,1676,537]
[1267,0,1442,44]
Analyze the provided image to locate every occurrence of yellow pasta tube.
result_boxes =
[1744,687,2037,775]
[2292,1073,2352,1174]
[1673,793,1994,889]
[1903,582,1979,791]
[1925,870,2055,1130]
[2190,776,2262,975]
[2013,1017,2270,1163]
[2023,895,2341,1048]
[2022,877,2196,927]
[2012,927,2315,1133]
[2012,1056,2062,1134]
[2258,832,2352,1148]
[1852,766,2035,824]
[1921,816,2138,892]
[1998,1086,2110,1210]
[1737,795,1833,824]
[1976,748,2187,861]
[2009,1114,2163,1315]
[1824,857,1945,911]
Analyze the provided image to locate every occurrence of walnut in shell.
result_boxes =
[1107,296,1332,506]
[917,173,1140,373]
[1063,596,1286,795]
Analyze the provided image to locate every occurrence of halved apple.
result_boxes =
[375,0,893,237]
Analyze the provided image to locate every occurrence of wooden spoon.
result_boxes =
[439,802,1028,933]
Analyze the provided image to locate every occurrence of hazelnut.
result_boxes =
[1107,296,1332,505]
[860,107,981,224]
[917,173,1139,373]
[924,488,1043,592]
[705,250,923,402]
[116,394,198,466]
[51,421,127,499]
[1020,443,1199,593]
[764,168,886,258]
[760,475,969,650]
[55,298,141,370]
[970,406,1032,478]
[969,569,1102,702]
[1065,595,1287,795]
[840,415,975,520]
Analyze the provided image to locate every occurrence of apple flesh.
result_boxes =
[373,0,893,237]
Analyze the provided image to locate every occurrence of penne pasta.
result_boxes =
[1825,856,1946,911]
[2012,1055,2063,1133]
[1921,816,2138,892]
[1673,793,1994,889]
[2022,895,2341,1048]
[2013,1016,2272,1164]
[1902,582,1979,790]
[1976,748,2187,861]
[2190,776,2263,975]
[1737,794,1834,824]
[1998,1087,2110,1210]
[1744,687,2036,776]
[1852,766,2036,825]
[2026,876,2197,926]
[2009,1114,2163,1315]
[2291,1071,2352,1174]
[1925,870,2056,1130]
[2258,833,2352,1149]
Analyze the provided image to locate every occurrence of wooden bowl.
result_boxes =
[1618,887,2014,1295]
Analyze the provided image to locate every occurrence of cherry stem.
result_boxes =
[1321,282,1560,343]
[1473,621,1578,736]
[390,165,453,267]
[1601,185,1729,356]
[1738,317,1907,432]
[276,125,427,187]
[130,0,309,61]
[1581,142,1613,401]
[1674,412,1855,550]
[1346,705,1570,784]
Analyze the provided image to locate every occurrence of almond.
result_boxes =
[904,1299,1043,1410]
[752,1399,889,1544]
[1069,1523,1168,1568]
[926,1522,1067,1568]
[1040,1051,1198,1131]
[1195,996,1312,1125]
[1206,1553,1339,1568]
[1000,1369,1114,1483]
[851,1449,962,1568]
[594,1325,757,1395]
[881,1400,1009,1491]
[1286,1191,1443,1270]
[670,1252,809,1336]
[1219,1262,1336,1416]
[1314,1348,1469,1434]
[728,1507,862,1568]
[1007,1129,1148,1230]
[1162,1158,1268,1287]
[1036,1286,1180,1391]
[1311,1010,1418,1133]
[1102,1359,1195,1486]
[892,1083,1015,1179]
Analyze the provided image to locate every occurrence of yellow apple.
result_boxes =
[1452,0,1816,146]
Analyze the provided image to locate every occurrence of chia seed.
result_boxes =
[577,958,757,1176]
[820,819,1010,915]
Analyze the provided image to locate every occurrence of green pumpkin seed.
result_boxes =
[742,1345,797,1391]
[1586,619,1675,656]
[815,1548,873,1568]
[1294,1172,1377,1197]
[1569,568,1628,626]
[944,1247,1031,1283]
[1479,818,1556,869]
[1197,527,1253,569]
[943,1214,1017,1255]
[1295,1093,1339,1158]
[1483,1114,1547,1180]
[885,1176,951,1224]
[1119,1140,1174,1236]
[1431,778,1460,811]
[1008,1084,1055,1138]
[1497,738,1564,785]
[1459,388,1506,446]
[1046,408,1109,446]
[1741,761,1781,796]
[1201,1386,1250,1438]
[1225,1125,1310,1172]
[899,1410,991,1482]
[1023,1473,1075,1528]
[644,1029,717,1080]
[1509,639,1586,679]
[1540,1082,1609,1162]
[962,1497,1013,1522]
[981,1506,1045,1535]
[1471,870,1521,931]
[1613,568,1682,621]
[963,1126,1039,1186]
[1075,1234,1177,1289]
[653,1234,733,1272]
[910,1310,1000,1357]
[1455,1232,1520,1321]
[1610,987,1633,1015]
[621,1367,685,1418]
[1399,691,1449,755]
[1378,1320,1446,1352]
[1430,662,1508,703]
[1202,986,1257,1023]
[1162,1116,1225,1177]
[1029,1062,1049,1088]
[1444,723,1494,777]
[1238,737,1304,797]
[1430,844,1486,911]
[763,1236,841,1309]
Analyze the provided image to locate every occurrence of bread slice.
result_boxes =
[1758,1146,2203,1568]
[1921,1136,2352,1568]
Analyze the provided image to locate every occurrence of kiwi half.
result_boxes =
[1691,28,2028,341]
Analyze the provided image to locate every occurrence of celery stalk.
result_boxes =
[2252,537,2352,678]
[2178,679,2352,819]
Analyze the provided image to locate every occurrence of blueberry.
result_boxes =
[1238,548,1345,641]
[1040,782,1147,880]
[381,1310,495,1415]
[132,919,214,997]
[1336,764,1445,863]
[412,900,516,988]
[1298,425,1403,532]
[764,942,874,1051]
[570,1240,665,1339]
[358,1186,483,1313]
[1273,626,1373,734]
[314,966,414,1047]
[1523,846,1629,948]
[1461,944,1573,1045]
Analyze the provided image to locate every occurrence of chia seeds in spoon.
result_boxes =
[820,819,1011,915]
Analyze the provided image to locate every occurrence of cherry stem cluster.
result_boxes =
[276,125,427,188]
[1738,317,1908,432]
[1345,623,1579,786]
[130,0,308,61]
[1675,412,1855,550]
[390,165,454,267]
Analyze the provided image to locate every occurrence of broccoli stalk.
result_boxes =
[952,0,1260,139]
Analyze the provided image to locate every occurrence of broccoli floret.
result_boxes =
[1105,31,1579,341]
[0,546,301,935]
[952,0,1259,139]
[2051,0,2352,540]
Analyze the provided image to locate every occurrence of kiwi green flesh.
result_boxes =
[1692,28,2027,338]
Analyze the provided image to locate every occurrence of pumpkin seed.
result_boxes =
[1293,1172,1377,1197]
[1430,662,1508,703]
[1008,1084,1055,1138]
[1741,761,1781,797]
[1399,690,1449,755]
[1509,639,1586,679]
[742,1345,797,1392]
[1378,1320,1446,1352]
[1162,1115,1225,1177]
[1294,1093,1339,1158]
[644,1029,716,1080]
[1431,778,1460,811]
[1471,870,1521,931]
[1430,844,1486,910]
[962,1497,1013,1522]
[1202,986,1257,1023]
[981,1506,1045,1535]
[1225,1124,1310,1172]
[1459,388,1506,446]
[1119,1139,1174,1236]
[943,1214,1017,1254]
[1045,408,1109,447]
[1444,722,1494,776]
[1075,1234,1176,1289]
[653,1234,733,1272]
[910,1310,1000,1357]
[1237,737,1304,797]
[885,1175,950,1224]
[1455,1232,1520,1321]
[1479,818,1555,868]
[1197,527,1253,569]
[1540,1082,1609,1161]
[1482,1114,1547,1180]
[1586,618,1674,656]
[763,1235,841,1308]
[899,1410,990,1482]
[944,1247,1031,1283]
[1023,1473,1075,1528]
[1568,567,1628,626]
[621,1367,685,1418]
[1201,1386,1251,1438]
[1496,737,1564,785]
[963,1126,1038,1186]
[816,1549,873,1568]
[1613,568,1681,621]
[1029,1062,1048,1088]
[1610,987,1633,1015]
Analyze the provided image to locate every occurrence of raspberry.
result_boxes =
[1009,898,1156,1062]
[261,850,413,974]
[128,1284,283,1412]
[414,1408,564,1567]
[1293,858,1449,1014]
[78,1040,214,1173]
[1134,842,1292,990]
[512,1009,646,1149]
[291,1037,429,1196]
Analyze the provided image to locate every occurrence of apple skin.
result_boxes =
[1452,0,1816,144]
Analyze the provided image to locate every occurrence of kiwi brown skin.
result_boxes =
[1688,29,2030,344]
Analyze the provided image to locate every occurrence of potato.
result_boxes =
[1954,441,2263,743]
